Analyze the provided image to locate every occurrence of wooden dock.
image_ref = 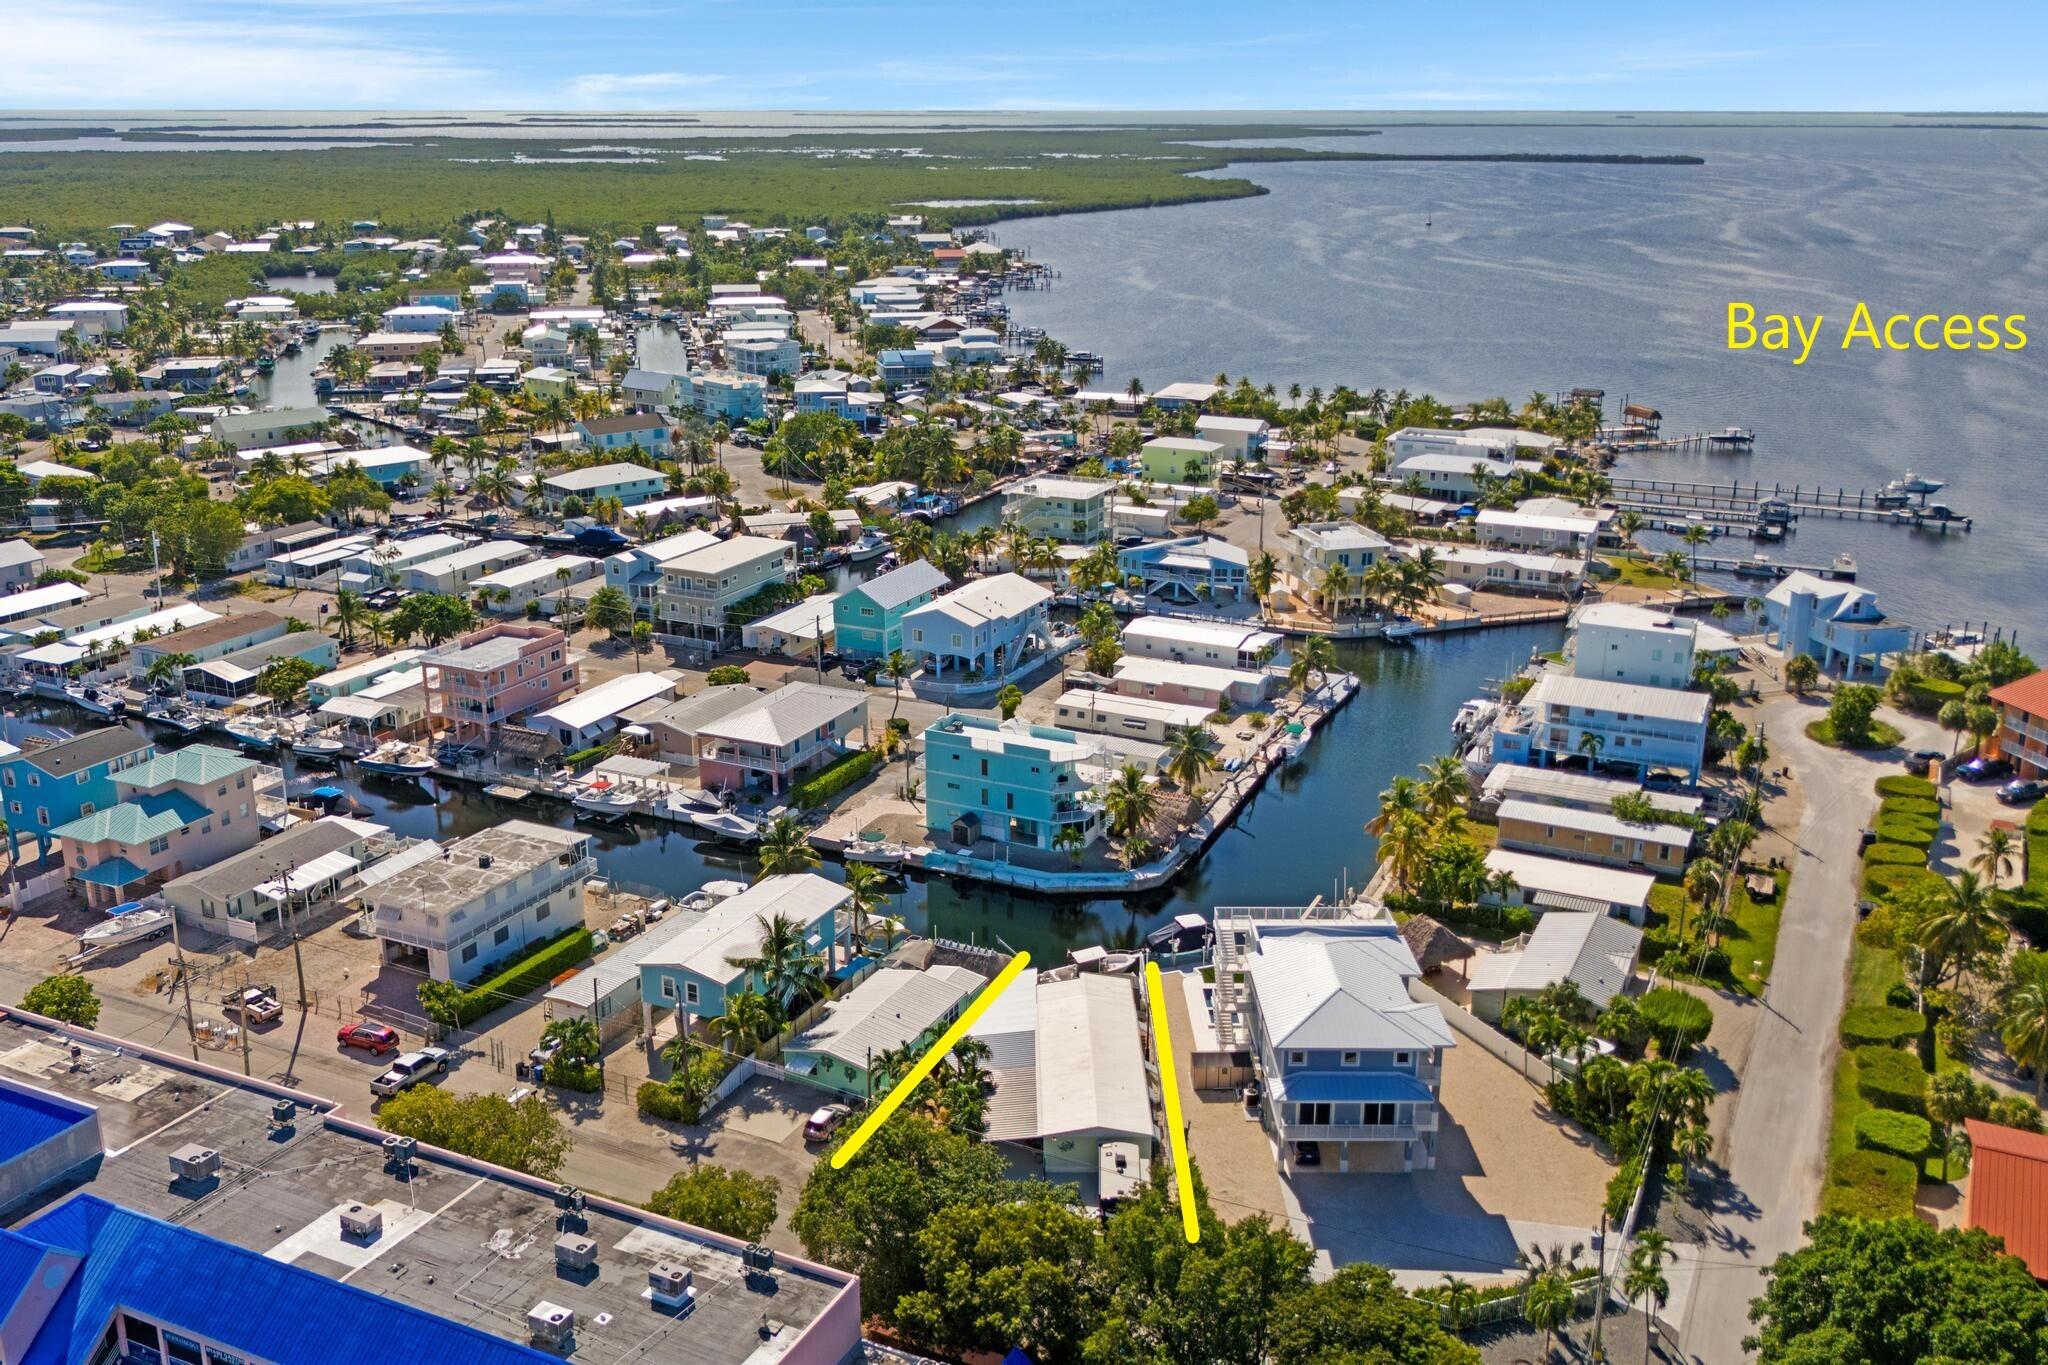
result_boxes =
[1606,476,1972,532]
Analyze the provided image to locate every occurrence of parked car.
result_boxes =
[221,987,282,1025]
[1998,778,2046,806]
[337,1022,401,1055]
[371,1047,451,1098]
[1958,756,2013,784]
[1906,749,1945,772]
[1292,1141,1321,1167]
[803,1103,853,1143]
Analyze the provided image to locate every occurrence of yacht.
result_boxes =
[846,530,891,563]
[356,741,437,777]
[1450,698,1498,737]
[1706,427,1755,447]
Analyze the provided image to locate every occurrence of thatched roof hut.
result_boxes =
[1399,915,1475,976]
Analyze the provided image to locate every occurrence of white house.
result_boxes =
[468,554,599,614]
[1120,616,1287,672]
[400,540,535,596]
[1193,413,1269,464]
[1467,912,1644,1022]
[901,574,1053,680]
[530,671,680,749]
[363,821,594,982]
[1569,602,1701,689]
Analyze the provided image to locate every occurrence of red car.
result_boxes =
[336,1022,400,1055]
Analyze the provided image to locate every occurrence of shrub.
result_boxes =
[1841,1005,1923,1046]
[1822,1149,1917,1219]
[1853,1108,1933,1161]
[444,929,593,1025]
[1640,986,1714,1050]
[637,1080,691,1122]
[1901,678,1965,712]
[706,664,751,685]
[1854,1043,1928,1114]
[1883,981,1919,1009]
[1880,797,1941,821]
[1875,775,1937,800]
[21,974,100,1027]
[1865,863,1945,901]
[1873,820,1937,848]
[790,748,879,808]
[544,1059,602,1092]
[1863,843,1928,867]
[645,1167,781,1242]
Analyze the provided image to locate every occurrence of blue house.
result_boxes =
[877,349,935,386]
[833,558,949,658]
[637,873,848,1024]
[0,727,155,863]
[900,573,1053,681]
[922,715,1104,851]
[1762,571,1913,679]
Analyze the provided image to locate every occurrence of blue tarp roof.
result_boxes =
[0,1080,94,1167]
[10,1195,556,1365]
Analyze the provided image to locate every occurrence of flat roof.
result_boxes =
[1120,615,1283,653]
[471,554,598,591]
[545,461,666,491]
[405,540,532,580]
[1526,671,1713,724]
[361,821,587,915]
[0,582,89,623]
[1495,798,1696,849]
[532,672,679,732]
[1111,655,1263,692]
[1055,689,1213,727]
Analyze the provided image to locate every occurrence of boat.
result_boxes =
[356,742,437,777]
[254,353,276,375]
[302,320,322,340]
[689,809,760,843]
[221,716,284,750]
[1898,471,1946,496]
[844,834,909,865]
[291,731,348,760]
[573,781,646,818]
[281,337,301,356]
[1144,911,1210,957]
[661,789,725,821]
[1450,699,1498,737]
[62,683,124,717]
[78,901,171,952]
[1383,617,1426,641]
[143,700,208,734]
[1831,553,1858,581]
[1734,554,1778,580]
[1750,521,1785,542]
[1706,427,1755,447]
[845,530,891,563]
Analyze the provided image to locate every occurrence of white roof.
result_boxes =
[1573,601,1698,635]
[1484,848,1657,910]
[532,672,679,731]
[1246,929,1454,1051]
[907,573,1050,627]
[1466,913,1642,1009]
[254,849,362,901]
[1292,521,1391,552]
[1765,571,1881,619]
[353,839,445,889]
[1480,764,1703,817]
[1193,413,1268,434]
[746,592,843,639]
[68,603,218,652]
[1055,689,1212,728]
[790,965,986,1069]
[1477,507,1602,534]
[1011,476,1114,501]
[1140,435,1224,455]
[1496,799,1696,850]
[665,535,788,575]
[1111,655,1263,694]
[1121,615,1283,656]
[0,581,87,623]
[309,649,423,692]
[621,529,719,565]
[1036,974,1153,1143]
[404,540,531,581]
[1525,671,1713,724]
[638,873,850,981]
[545,462,666,493]
[311,445,429,476]
[1430,545,1584,575]
[470,554,597,592]
[697,681,865,747]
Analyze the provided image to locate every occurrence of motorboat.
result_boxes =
[1383,617,1426,641]
[844,834,909,865]
[1897,471,1945,496]
[689,809,760,843]
[845,530,891,563]
[573,780,646,818]
[1144,911,1210,957]
[62,683,124,717]
[254,353,276,375]
[221,716,285,750]
[291,731,348,760]
[1450,698,1498,737]
[356,741,437,777]
[1733,554,1778,580]
[1750,521,1785,542]
[1832,553,1858,580]
[144,701,209,734]
[78,901,171,952]
[1706,427,1754,447]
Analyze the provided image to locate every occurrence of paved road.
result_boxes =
[1678,698,1940,1361]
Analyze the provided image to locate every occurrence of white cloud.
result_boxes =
[561,72,727,103]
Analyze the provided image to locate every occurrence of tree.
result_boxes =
[1521,1267,1577,1363]
[375,1089,570,1178]
[717,987,777,1054]
[1827,682,1884,747]
[884,649,913,723]
[539,1016,600,1068]
[894,1186,1102,1363]
[997,682,1024,719]
[645,1166,780,1242]
[143,651,196,692]
[1623,1229,1676,1363]
[22,974,99,1027]
[238,473,329,526]
[629,619,653,666]
[1162,725,1221,797]
[331,589,371,650]
[1266,1263,1481,1365]
[255,656,323,706]
[1927,1070,1980,1180]
[1975,827,2017,885]
[1784,652,1820,695]
[753,814,821,880]
[2003,981,2048,1102]
[1918,872,2006,987]
[725,910,826,1014]
[1745,1216,2048,1362]
[1100,763,1158,841]
[582,583,633,639]
[389,593,476,645]
[1180,493,1220,531]
[706,664,751,686]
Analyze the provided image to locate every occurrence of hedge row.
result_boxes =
[1875,775,1938,800]
[1640,986,1715,1049]
[1854,1108,1933,1160]
[1854,1043,1929,1115]
[1899,678,1965,712]
[450,928,593,1025]
[1881,797,1941,821]
[1874,820,1937,848]
[1865,863,1946,901]
[1841,1004,1924,1046]
[1642,933,1731,980]
[790,747,881,809]
[1824,1149,1918,1219]
[1865,843,1929,867]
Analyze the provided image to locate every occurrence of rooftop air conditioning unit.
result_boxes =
[554,1233,597,1273]
[527,1301,574,1347]
[478,854,494,869]
[168,1144,220,1182]
[552,1184,583,1211]
[648,1261,693,1307]
[382,1134,417,1164]
[339,1203,384,1241]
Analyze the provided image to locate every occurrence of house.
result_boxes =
[604,529,719,621]
[50,745,265,909]
[48,300,128,337]
[1962,1119,2048,1278]
[785,965,987,1100]
[530,671,681,750]
[571,417,671,460]
[877,349,935,386]
[1762,571,1912,679]
[641,685,765,769]
[726,335,801,377]
[637,873,848,1022]
[0,539,45,593]
[305,648,424,705]
[1491,671,1711,782]
[364,821,593,982]
[1467,912,1644,1023]
[740,592,841,655]
[1387,450,1519,501]
[355,331,439,364]
[522,366,576,401]
[1569,602,1702,689]
[1235,916,1455,1173]
[543,461,667,510]
[1278,522,1390,616]
[1989,668,2048,781]
[467,554,599,615]
[317,666,428,741]
[161,815,375,941]
[1428,545,1585,598]
[1193,413,1269,464]
[654,535,795,645]
[422,623,578,744]
[1483,848,1658,926]
[1494,798,1693,875]
[400,540,534,597]
[1117,536,1250,604]
[971,967,1155,1174]
[676,369,766,421]
[901,573,1053,680]
[1052,689,1213,744]
[0,728,155,863]
[1002,477,1115,543]
[128,610,291,676]
[380,303,459,333]
[833,559,950,658]
[1121,616,1286,672]
[1111,655,1269,710]
[340,533,473,586]
[0,321,77,357]
[209,408,328,451]
[179,632,340,704]
[1138,436,1223,485]
[12,603,221,681]
[0,581,90,634]
[923,715,1102,851]
[691,681,869,795]
[621,368,683,412]
[226,519,334,575]
[1476,505,1604,556]
[1479,764,1704,823]
[265,534,374,589]
[307,444,432,488]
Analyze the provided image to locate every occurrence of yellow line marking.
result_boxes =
[831,950,1031,1169]
[1144,961,1200,1243]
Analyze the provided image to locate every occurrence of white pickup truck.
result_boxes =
[221,987,283,1025]
[370,1047,451,1099]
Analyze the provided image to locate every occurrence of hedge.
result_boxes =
[790,747,880,809]
[1853,1108,1933,1161]
[637,1080,693,1123]
[1642,932,1730,979]
[1640,986,1714,1050]
[1873,820,1937,848]
[1881,797,1941,821]
[1865,863,1946,902]
[545,1059,602,1092]
[1900,678,1965,712]
[1824,1149,1917,1219]
[1841,1005,1924,1046]
[449,928,594,1025]
[1875,775,1937,800]
[1863,843,1928,867]
[1854,1043,1928,1114]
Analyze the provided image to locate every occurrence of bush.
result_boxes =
[442,929,593,1026]
[1863,843,1928,867]
[21,974,100,1027]
[544,1059,602,1092]
[1822,1149,1917,1219]
[1854,1043,1928,1114]
[1900,678,1965,712]
[1865,862,1946,902]
[1853,1108,1933,1161]
[1880,797,1941,821]
[1873,820,1937,848]
[1884,981,1919,1009]
[706,665,751,685]
[1841,1005,1924,1046]
[1875,775,1937,800]
[1640,986,1714,1050]
[790,747,879,808]
[645,1166,781,1242]
[637,1080,691,1122]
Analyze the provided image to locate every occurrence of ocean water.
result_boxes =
[1002,124,2048,644]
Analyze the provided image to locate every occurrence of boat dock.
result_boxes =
[1605,476,1972,532]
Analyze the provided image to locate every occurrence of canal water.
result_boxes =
[7,620,1557,961]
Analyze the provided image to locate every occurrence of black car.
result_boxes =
[1906,749,1945,772]
[1998,778,2047,806]
[1292,1142,1321,1167]
[1958,757,2012,784]
[365,588,408,609]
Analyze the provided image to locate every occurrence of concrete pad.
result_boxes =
[267,1197,441,1270]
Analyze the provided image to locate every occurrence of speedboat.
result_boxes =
[254,353,276,375]
[661,789,724,821]
[1450,699,1497,737]
[62,683,124,717]
[1734,554,1778,580]
[689,809,760,843]
[1383,617,1426,641]
[573,781,645,817]
[221,716,283,750]
[1706,427,1754,447]
[291,731,348,760]
[1898,471,1945,496]
[144,701,208,734]
[79,901,171,952]
[1145,911,1210,957]
[356,742,437,777]
[846,530,891,563]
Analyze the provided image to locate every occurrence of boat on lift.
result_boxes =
[1383,617,1426,641]
[845,530,891,563]
[143,700,209,734]
[221,715,285,750]
[291,730,348,760]
[1706,427,1755,447]
[1875,471,1946,508]
[62,683,124,717]
[356,741,437,778]
[1734,554,1779,580]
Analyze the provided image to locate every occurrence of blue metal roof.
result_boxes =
[72,857,147,889]
[12,1195,555,1365]
[1270,1071,1437,1105]
[0,1080,94,1166]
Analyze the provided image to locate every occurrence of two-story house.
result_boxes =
[1762,572,1913,679]
[832,559,949,659]
[50,745,265,909]
[569,419,671,461]
[364,821,594,982]
[1490,672,1711,783]
[603,529,718,623]
[900,573,1052,681]
[0,728,155,864]
[923,715,1102,851]
[654,535,794,646]
[1117,536,1249,604]
[690,681,869,797]
[1278,522,1390,617]
[422,623,579,744]
[1002,477,1115,543]
[637,873,848,1025]
[1568,602,1702,690]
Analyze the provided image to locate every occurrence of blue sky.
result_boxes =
[11,0,2048,112]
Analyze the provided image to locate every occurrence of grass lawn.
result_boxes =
[1806,716,1905,750]
[1646,866,1788,994]
[1600,556,1683,590]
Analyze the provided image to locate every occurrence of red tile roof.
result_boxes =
[1990,669,2048,720]
[1965,1118,2048,1277]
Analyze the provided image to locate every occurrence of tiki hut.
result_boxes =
[1399,915,1475,978]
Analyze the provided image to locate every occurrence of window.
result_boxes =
[149,836,170,855]
[460,943,478,962]
[165,1331,205,1365]
[535,903,550,921]
[1288,1050,1307,1066]
[35,807,47,826]
[121,1317,161,1352]
[658,976,677,1001]
[684,982,700,1005]
[494,925,510,945]
[1341,1051,1359,1067]
[1395,1052,1411,1065]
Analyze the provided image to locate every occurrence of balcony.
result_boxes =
[1280,1121,1428,1144]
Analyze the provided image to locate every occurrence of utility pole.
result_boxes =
[149,530,163,610]
[166,906,199,1061]
[283,861,308,1009]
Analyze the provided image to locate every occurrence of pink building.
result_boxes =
[423,623,578,743]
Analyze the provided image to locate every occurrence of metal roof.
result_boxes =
[1525,672,1713,724]
[636,874,849,982]
[1484,848,1658,910]
[844,558,948,612]
[0,1077,95,1167]
[1034,974,1153,1145]
[788,965,985,1070]
[50,790,212,845]
[1466,912,1643,1009]
[531,672,679,732]
[1245,930,1454,1052]
[165,818,364,901]
[695,682,866,748]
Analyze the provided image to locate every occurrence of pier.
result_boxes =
[1605,476,1972,532]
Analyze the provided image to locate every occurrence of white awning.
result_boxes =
[256,850,360,901]
[355,840,443,889]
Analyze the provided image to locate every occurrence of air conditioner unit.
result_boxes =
[554,1233,597,1273]
[270,1099,296,1125]
[383,1134,417,1164]
[339,1203,384,1240]
[552,1183,583,1211]
[648,1261,693,1307]
[527,1301,574,1347]
[168,1144,220,1181]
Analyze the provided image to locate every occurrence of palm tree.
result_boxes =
[884,649,912,722]
[1679,858,1721,941]
[1100,763,1158,840]
[1623,1230,1676,1363]
[1317,561,1351,619]
[332,589,370,650]
[142,651,196,693]
[1297,634,1337,692]
[1052,822,1088,865]
[1438,1275,1479,1333]
[1615,509,1646,562]
[1974,827,2017,885]
[1162,725,1221,797]
[841,863,887,949]
[1418,753,1468,819]
[1366,774,1424,838]
[1377,809,1432,891]
[717,989,776,1054]
[1577,730,1605,769]
[753,815,821,881]
[2002,982,2048,1101]
[1681,522,1711,585]
[1520,1265,1578,1362]
[725,911,827,1016]
[1247,551,1277,611]
[1918,871,2005,986]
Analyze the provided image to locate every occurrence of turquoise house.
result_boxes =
[922,715,1105,851]
[635,874,848,1025]
[833,559,949,659]
[0,727,156,863]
